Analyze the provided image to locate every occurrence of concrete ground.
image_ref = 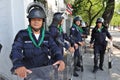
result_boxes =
[71,30,120,80]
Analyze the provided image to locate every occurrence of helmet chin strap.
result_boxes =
[31,27,41,33]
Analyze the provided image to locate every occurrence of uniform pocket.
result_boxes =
[23,42,34,58]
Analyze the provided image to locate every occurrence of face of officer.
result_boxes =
[30,18,43,32]
[97,22,102,28]
[58,19,64,25]
[61,19,64,25]
[75,20,81,26]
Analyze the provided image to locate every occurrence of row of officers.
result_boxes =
[9,2,112,79]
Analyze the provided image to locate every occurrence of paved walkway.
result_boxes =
[72,30,120,80]
[72,46,120,80]
[111,30,120,49]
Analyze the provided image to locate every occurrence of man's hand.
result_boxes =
[15,66,32,78]
[78,42,85,46]
[74,43,78,49]
[53,60,65,71]
[90,44,93,48]
[109,37,113,41]
[82,34,87,38]
[68,47,75,53]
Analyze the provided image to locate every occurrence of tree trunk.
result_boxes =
[102,0,115,27]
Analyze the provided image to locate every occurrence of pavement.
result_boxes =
[72,45,120,80]
[111,30,120,49]
[70,30,120,80]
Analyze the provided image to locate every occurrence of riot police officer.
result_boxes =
[90,17,112,73]
[10,2,65,79]
[70,16,84,77]
[49,12,75,55]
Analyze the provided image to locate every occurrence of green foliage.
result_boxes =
[111,12,120,26]
[65,0,74,4]
[72,0,106,26]
[115,0,120,14]
[35,0,117,26]
[72,0,82,16]
[110,0,120,26]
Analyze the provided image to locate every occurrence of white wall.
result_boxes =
[0,0,33,80]
[0,0,13,79]
[23,0,34,27]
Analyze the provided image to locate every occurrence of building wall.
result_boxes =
[23,0,34,27]
[0,0,33,80]
[0,0,13,79]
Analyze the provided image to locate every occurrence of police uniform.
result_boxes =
[70,24,83,57]
[10,28,63,72]
[90,18,112,72]
[49,12,74,55]
[70,16,83,77]
[10,2,63,73]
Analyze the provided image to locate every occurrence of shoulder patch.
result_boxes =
[72,28,75,30]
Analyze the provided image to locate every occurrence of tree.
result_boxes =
[64,0,74,4]
[102,0,115,27]
[72,0,106,27]
[72,0,82,16]
[110,12,120,27]
[72,0,106,34]
[110,0,120,27]
[116,0,120,13]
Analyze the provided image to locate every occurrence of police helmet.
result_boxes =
[27,2,46,19]
[96,17,104,23]
[73,16,82,23]
[53,12,64,23]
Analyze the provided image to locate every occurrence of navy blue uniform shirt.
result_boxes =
[70,25,83,44]
[90,26,112,46]
[49,26,74,50]
[10,29,63,72]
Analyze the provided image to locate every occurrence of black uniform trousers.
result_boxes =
[94,44,106,68]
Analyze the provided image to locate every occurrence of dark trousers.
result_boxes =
[94,45,106,67]
[74,48,80,69]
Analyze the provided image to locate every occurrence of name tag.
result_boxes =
[24,41,32,43]
[43,41,48,43]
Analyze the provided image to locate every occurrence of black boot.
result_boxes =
[99,65,104,71]
[76,54,81,68]
[99,67,104,71]
[93,54,99,73]
[93,66,98,73]
[76,63,81,68]
[73,71,79,77]
[99,50,105,71]
[74,56,80,71]
[74,67,80,71]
